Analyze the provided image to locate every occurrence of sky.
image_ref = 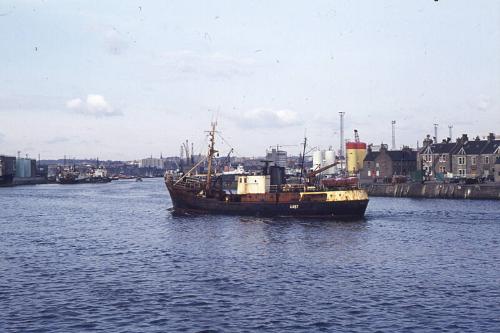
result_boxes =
[0,0,499,160]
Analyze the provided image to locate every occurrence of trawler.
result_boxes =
[165,122,369,218]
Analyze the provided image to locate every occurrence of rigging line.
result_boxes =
[216,132,241,156]
[174,155,208,185]
[217,133,243,158]
[216,132,233,149]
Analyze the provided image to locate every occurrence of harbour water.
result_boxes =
[1,179,499,332]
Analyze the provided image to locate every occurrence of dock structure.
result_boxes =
[366,182,500,200]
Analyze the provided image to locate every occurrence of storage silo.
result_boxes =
[15,158,33,178]
[16,159,24,178]
[346,142,367,175]
[312,150,323,171]
[323,150,336,174]
[24,159,32,177]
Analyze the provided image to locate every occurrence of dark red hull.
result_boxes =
[166,182,368,218]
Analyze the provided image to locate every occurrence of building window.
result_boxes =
[458,169,466,176]
[439,166,446,173]
[484,156,490,164]
[458,157,465,165]
[471,157,476,165]
[439,155,447,162]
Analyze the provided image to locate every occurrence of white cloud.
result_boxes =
[87,94,109,112]
[476,94,491,112]
[66,98,82,109]
[159,50,256,79]
[233,108,301,128]
[65,94,122,117]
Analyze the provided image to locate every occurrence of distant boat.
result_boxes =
[136,177,143,182]
[57,165,111,184]
[57,169,82,184]
[222,164,247,175]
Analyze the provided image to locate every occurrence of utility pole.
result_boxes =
[434,123,439,143]
[191,142,194,164]
[339,112,345,159]
[391,120,396,150]
[448,125,453,140]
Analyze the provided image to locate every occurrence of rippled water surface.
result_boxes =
[1,179,499,332]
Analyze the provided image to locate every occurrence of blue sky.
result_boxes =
[0,0,499,160]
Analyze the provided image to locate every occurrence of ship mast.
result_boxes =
[205,121,217,192]
[299,135,307,184]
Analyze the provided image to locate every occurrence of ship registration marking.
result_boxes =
[290,204,299,209]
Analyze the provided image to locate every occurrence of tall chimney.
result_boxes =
[339,111,345,159]
[391,120,396,150]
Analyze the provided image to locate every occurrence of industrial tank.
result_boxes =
[312,151,323,171]
[323,150,336,174]
[15,158,33,178]
[346,142,367,175]
[312,150,336,175]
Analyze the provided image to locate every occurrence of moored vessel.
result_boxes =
[165,122,369,218]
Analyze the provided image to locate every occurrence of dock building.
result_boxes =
[419,133,500,180]
[361,145,417,180]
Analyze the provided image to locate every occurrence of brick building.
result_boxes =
[361,145,417,180]
[419,133,500,180]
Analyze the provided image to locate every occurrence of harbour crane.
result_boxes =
[354,129,360,143]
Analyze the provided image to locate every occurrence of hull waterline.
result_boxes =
[166,182,369,218]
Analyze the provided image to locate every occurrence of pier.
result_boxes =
[365,182,500,200]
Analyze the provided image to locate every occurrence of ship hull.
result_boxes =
[58,178,83,184]
[166,184,368,218]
